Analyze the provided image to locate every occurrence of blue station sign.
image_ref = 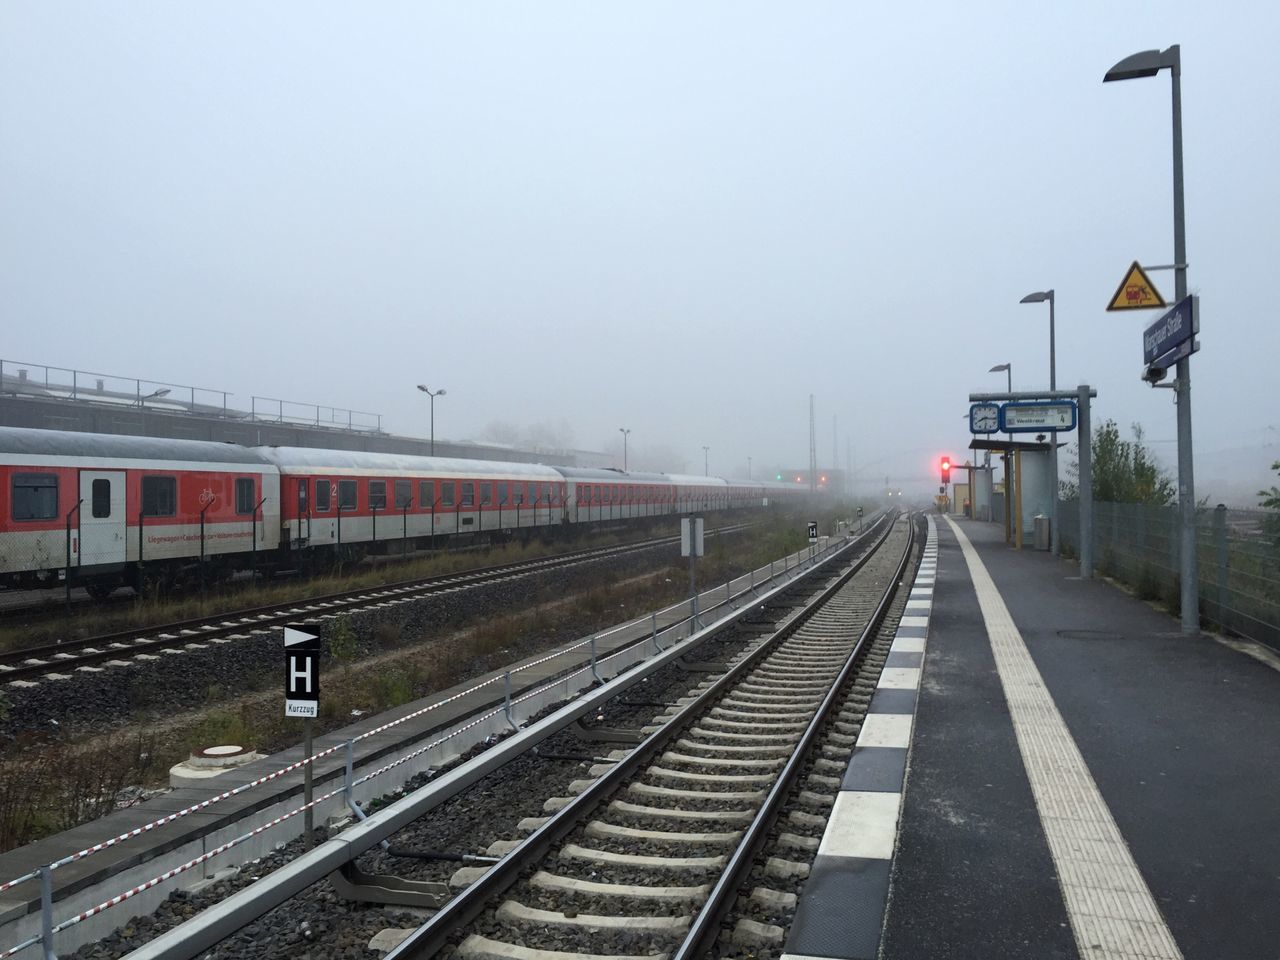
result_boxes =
[1143,296,1198,368]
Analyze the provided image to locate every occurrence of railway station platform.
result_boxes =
[786,514,1280,960]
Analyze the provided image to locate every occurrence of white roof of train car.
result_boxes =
[0,426,270,466]
[257,446,566,481]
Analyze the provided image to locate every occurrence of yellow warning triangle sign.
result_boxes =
[1106,261,1166,311]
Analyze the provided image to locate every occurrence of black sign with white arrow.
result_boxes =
[284,625,320,718]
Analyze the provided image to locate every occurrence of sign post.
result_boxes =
[284,625,320,848]
[681,517,704,628]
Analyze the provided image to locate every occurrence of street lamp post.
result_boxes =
[138,387,171,406]
[702,446,709,476]
[747,456,752,480]
[619,428,631,471]
[1019,290,1059,556]
[988,362,1012,394]
[416,385,446,456]
[1105,44,1197,636]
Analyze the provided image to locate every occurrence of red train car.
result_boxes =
[0,427,279,595]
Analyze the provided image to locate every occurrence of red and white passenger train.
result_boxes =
[0,427,801,596]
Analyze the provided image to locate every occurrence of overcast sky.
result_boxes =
[2,2,1277,502]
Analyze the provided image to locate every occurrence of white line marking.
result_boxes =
[857,714,913,749]
[944,517,1182,960]
[877,667,921,690]
[818,791,901,859]
[891,636,926,653]
[899,616,929,628]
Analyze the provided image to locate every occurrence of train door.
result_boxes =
[296,478,310,544]
[311,479,335,546]
[78,471,126,568]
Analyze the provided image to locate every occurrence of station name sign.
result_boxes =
[1143,296,1198,368]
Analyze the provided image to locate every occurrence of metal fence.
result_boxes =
[1057,500,1280,650]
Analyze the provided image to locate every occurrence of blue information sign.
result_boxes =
[1143,296,1198,368]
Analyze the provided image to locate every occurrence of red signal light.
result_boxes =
[940,456,952,485]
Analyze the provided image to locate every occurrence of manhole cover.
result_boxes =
[1057,629,1124,641]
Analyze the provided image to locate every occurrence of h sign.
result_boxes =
[807,521,818,543]
[284,625,320,718]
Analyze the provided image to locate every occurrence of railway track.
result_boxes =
[0,521,756,684]
[379,513,916,960]
[4,514,903,960]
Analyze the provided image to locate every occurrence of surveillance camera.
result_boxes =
[1142,364,1168,385]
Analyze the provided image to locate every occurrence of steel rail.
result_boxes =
[382,516,902,960]
[115,517,892,960]
[0,521,758,679]
[673,512,917,960]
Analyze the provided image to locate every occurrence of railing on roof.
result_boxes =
[248,396,381,434]
[0,359,383,436]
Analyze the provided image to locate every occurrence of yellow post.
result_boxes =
[1003,451,1011,543]
[1014,449,1023,549]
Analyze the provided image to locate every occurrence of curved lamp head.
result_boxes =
[1104,47,1178,82]
[1019,290,1053,304]
[989,363,1010,373]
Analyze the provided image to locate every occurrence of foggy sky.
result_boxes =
[2,2,1278,502]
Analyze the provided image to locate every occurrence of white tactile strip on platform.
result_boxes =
[944,516,1183,960]
[782,516,937,960]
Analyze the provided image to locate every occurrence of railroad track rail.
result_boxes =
[0,521,757,684]
[382,514,916,960]
[6,514,898,960]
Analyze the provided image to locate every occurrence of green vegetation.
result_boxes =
[1061,419,1175,504]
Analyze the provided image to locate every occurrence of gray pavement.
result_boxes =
[882,517,1280,960]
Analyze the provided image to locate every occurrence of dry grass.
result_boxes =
[0,507,854,850]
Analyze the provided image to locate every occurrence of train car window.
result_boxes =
[142,476,177,518]
[297,479,309,515]
[369,481,387,511]
[419,480,433,508]
[514,484,524,505]
[12,473,58,521]
[460,482,474,507]
[315,480,331,512]
[338,479,357,511]
[602,486,610,504]
[395,480,413,509]
[235,477,256,515]
[91,478,111,518]
[480,482,492,505]
[497,482,508,505]
[442,481,456,507]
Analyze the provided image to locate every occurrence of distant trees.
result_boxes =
[1260,461,1280,512]
[1061,419,1176,505]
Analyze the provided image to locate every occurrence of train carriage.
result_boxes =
[0,427,279,595]
[256,447,568,556]
[666,473,730,514]
[558,467,674,524]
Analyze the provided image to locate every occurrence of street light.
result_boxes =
[619,428,631,471]
[1019,289,1060,555]
[1018,291,1056,391]
[747,456,752,480]
[138,388,170,406]
[988,362,1012,393]
[416,385,446,456]
[1104,44,1198,636]
[702,446,709,476]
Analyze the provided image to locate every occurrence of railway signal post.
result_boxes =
[285,625,321,847]
[682,517,704,629]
